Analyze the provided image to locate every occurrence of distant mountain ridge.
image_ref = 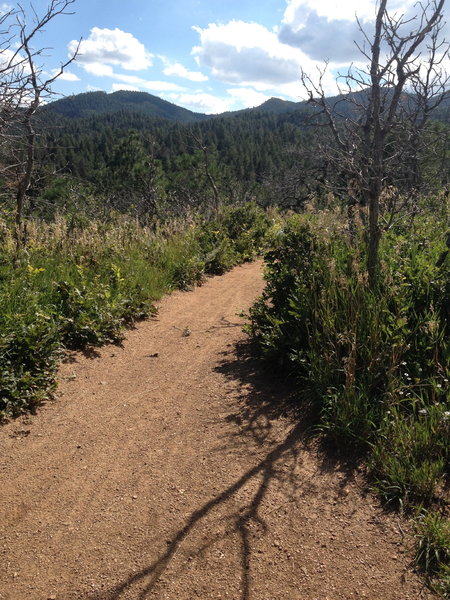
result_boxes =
[43,90,209,123]
[43,90,306,123]
[43,88,450,126]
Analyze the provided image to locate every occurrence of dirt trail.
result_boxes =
[0,261,435,600]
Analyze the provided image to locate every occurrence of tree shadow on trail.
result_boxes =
[83,340,353,600]
[216,339,315,447]
[86,433,307,600]
[216,340,364,505]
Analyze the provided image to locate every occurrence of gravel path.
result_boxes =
[0,261,435,600]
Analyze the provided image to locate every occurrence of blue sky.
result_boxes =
[6,0,450,114]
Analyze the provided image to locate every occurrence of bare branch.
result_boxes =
[0,1,79,259]
[300,0,448,287]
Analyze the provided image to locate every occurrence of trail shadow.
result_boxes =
[216,339,363,501]
[62,346,102,363]
[314,435,366,500]
[62,340,127,364]
[81,339,355,600]
[215,339,315,448]
[85,421,306,600]
[81,346,103,359]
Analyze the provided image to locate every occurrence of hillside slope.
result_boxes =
[42,90,209,122]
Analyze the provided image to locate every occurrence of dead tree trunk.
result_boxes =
[301,0,448,289]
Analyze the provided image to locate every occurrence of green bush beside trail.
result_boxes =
[0,202,272,419]
[247,207,449,594]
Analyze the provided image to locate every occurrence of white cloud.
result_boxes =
[82,62,114,77]
[111,73,184,92]
[192,20,305,89]
[190,19,344,99]
[283,0,413,24]
[279,0,448,64]
[167,92,231,114]
[0,3,12,14]
[69,27,152,72]
[162,61,208,82]
[51,69,80,81]
[0,48,22,70]
[283,0,376,24]
[169,87,283,114]
[226,87,272,108]
[71,63,185,93]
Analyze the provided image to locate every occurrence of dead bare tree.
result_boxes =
[0,1,79,257]
[301,0,449,288]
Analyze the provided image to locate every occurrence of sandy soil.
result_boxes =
[0,261,435,600]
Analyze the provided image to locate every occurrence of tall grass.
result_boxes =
[0,202,272,419]
[248,205,449,593]
[415,511,450,596]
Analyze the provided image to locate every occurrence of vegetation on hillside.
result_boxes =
[0,202,272,419]
[247,202,449,594]
[27,91,449,225]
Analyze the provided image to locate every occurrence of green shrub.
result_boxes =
[197,202,272,275]
[247,215,325,371]
[248,210,449,477]
[220,201,271,260]
[170,255,205,290]
[0,300,60,417]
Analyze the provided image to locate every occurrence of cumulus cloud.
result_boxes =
[226,87,272,108]
[282,0,412,25]
[279,0,447,64]
[162,60,208,82]
[190,19,349,99]
[69,27,152,72]
[168,92,232,114]
[192,21,304,89]
[51,69,80,81]
[283,0,375,24]
[279,8,366,63]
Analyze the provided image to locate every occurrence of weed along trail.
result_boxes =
[0,261,435,600]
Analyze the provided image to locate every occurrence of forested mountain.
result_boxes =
[42,90,307,123]
[31,88,450,219]
[42,90,209,122]
[37,91,321,212]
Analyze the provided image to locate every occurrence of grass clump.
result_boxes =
[415,511,450,597]
[371,402,449,508]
